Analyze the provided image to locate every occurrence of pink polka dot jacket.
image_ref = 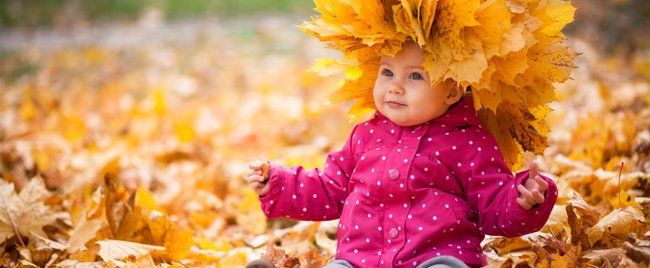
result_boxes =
[258,97,558,267]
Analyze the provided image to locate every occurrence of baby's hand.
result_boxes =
[516,162,549,210]
[247,160,270,196]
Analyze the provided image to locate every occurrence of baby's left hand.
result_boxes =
[516,162,549,210]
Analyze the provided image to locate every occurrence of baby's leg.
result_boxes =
[416,256,468,268]
[323,259,355,268]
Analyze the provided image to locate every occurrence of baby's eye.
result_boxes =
[381,69,394,77]
[409,72,423,80]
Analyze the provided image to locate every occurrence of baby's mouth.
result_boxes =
[386,100,406,108]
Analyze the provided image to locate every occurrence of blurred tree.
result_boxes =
[568,0,650,56]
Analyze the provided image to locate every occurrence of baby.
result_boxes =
[246,42,557,268]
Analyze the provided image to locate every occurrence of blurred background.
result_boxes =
[0,0,649,267]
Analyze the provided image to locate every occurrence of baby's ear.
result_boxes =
[445,80,464,105]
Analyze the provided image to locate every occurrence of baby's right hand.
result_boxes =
[247,161,270,196]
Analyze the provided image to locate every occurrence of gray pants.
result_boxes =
[324,256,469,268]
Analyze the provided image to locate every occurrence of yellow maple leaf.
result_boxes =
[0,178,55,242]
[586,206,645,246]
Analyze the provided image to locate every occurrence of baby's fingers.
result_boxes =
[518,184,534,201]
[247,174,266,184]
[516,197,533,210]
[534,175,549,192]
[249,161,264,170]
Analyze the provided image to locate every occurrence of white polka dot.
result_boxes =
[368,213,372,218]
[292,195,296,199]
[370,129,374,133]
[300,183,304,188]
[428,137,432,141]
[377,181,381,186]
[302,208,307,212]
[469,141,474,145]
[418,227,423,231]
[403,203,408,208]
[445,204,449,208]
[355,225,359,229]
[313,194,318,198]
[400,183,404,188]
[389,214,393,218]
[337,171,341,176]
[366,238,370,243]
[354,249,358,253]
[422,204,426,208]
[410,175,415,179]
[435,151,440,156]
[424,167,429,172]
[404,158,408,163]
[378,226,382,231]
[325,205,330,209]
[382,156,386,160]
[452,145,457,150]
[478,147,482,151]
[457,162,462,167]
[408,214,412,219]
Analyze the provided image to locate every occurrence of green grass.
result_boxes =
[0,0,314,27]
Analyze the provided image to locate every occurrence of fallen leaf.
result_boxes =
[95,239,165,263]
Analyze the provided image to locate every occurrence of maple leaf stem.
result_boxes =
[618,161,624,207]
[0,194,26,247]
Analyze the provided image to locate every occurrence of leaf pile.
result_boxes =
[0,18,649,267]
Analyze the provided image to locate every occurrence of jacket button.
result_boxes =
[388,169,400,180]
[389,228,399,239]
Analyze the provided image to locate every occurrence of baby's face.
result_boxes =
[373,42,456,126]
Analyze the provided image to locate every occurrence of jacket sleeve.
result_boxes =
[258,125,359,221]
[455,131,558,237]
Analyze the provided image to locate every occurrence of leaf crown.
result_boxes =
[300,0,577,169]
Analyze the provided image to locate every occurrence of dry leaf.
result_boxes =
[586,206,645,246]
[95,239,165,262]
[0,178,55,242]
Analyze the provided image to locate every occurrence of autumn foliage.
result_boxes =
[1,5,650,268]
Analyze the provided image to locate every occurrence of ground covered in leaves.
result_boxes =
[0,16,649,267]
